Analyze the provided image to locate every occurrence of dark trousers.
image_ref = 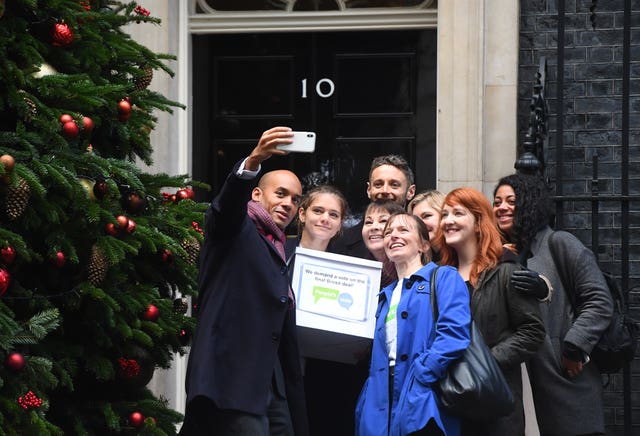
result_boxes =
[180,366,293,436]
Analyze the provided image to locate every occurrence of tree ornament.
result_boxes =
[87,245,108,285]
[78,176,97,200]
[113,215,136,234]
[134,5,151,17]
[126,218,136,233]
[178,328,191,346]
[52,251,66,268]
[175,188,195,202]
[105,223,118,236]
[122,190,148,214]
[192,221,204,235]
[117,357,140,378]
[161,249,174,265]
[117,99,131,122]
[173,297,188,315]
[117,344,155,388]
[129,411,144,428]
[93,177,108,200]
[33,63,58,78]
[5,178,30,220]
[0,154,15,185]
[17,390,43,410]
[82,116,94,134]
[180,238,200,265]
[59,114,73,124]
[142,304,159,322]
[5,352,25,372]
[0,154,15,173]
[0,268,10,296]
[52,22,74,46]
[134,65,154,91]
[80,1,91,11]
[1,246,16,264]
[62,120,79,138]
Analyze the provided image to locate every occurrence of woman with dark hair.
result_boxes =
[356,212,471,436]
[493,174,613,436]
[436,187,545,436]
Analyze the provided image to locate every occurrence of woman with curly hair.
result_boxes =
[492,174,613,436]
[436,187,545,436]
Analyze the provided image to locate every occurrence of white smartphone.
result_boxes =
[277,131,316,153]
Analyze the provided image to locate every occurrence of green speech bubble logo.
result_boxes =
[312,286,339,303]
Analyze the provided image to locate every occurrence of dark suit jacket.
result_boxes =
[329,220,371,259]
[185,163,308,436]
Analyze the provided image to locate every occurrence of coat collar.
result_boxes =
[378,262,437,301]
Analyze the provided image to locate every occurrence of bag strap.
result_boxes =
[548,231,578,311]
[429,266,442,344]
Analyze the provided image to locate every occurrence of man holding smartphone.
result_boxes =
[181,127,308,436]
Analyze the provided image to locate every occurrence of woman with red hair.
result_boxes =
[436,187,545,436]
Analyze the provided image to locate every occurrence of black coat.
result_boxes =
[185,163,308,436]
[329,220,371,259]
[463,260,545,436]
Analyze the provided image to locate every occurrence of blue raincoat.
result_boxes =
[355,263,471,436]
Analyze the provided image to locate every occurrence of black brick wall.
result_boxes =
[519,1,640,433]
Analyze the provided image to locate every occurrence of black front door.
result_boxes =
[192,30,437,219]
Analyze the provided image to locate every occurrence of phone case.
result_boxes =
[277,131,316,153]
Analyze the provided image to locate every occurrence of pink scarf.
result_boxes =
[247,200,293,305]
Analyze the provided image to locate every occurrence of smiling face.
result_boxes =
[411,200,440,242]
[299,193,344,243]
[440,202,478,252]
[251,170,302,230]
[493,184,516,237]
[362,208,392,260]
[383,214,428,265]
[367,165,415,205]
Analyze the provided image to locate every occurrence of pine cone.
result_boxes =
[6,178,29,220]
[134,65,153,91]
[17,90,37,123]
[180,238,200,265]
[173,297,189,315]
[87,245,108,285]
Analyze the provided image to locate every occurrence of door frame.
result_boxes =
[140,0,520,415]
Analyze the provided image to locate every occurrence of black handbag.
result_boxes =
[430,267,515,420]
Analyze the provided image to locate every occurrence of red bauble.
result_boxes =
[142,304,160,322]
[178,328,191,346]
[62,121,79,138]
[175,188,194,202]
[129,411,144,428]
[105,223,118,236]
[5,352,25,372]
[116,215,129,229]
[52,251,66,268]
[59,114,73,124]
[0,269,10,296]
[161,249,174,264]
[52,22,74,46]
[82,116,94,134]
[126,218,136,234]
[1,246,16,264]
[117,100,131,122]
[93,179,108,200]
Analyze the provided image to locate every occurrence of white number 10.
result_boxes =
[301,78,335,99]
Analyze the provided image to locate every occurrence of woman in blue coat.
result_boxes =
[356,212,471,436]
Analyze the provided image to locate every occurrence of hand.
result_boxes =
[510,269,549,299]
[245,126,293,170]
[562,356,584,378]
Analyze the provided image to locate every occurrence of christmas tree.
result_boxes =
[0,1,206,434]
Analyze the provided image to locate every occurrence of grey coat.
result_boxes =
[526,226,613,436]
